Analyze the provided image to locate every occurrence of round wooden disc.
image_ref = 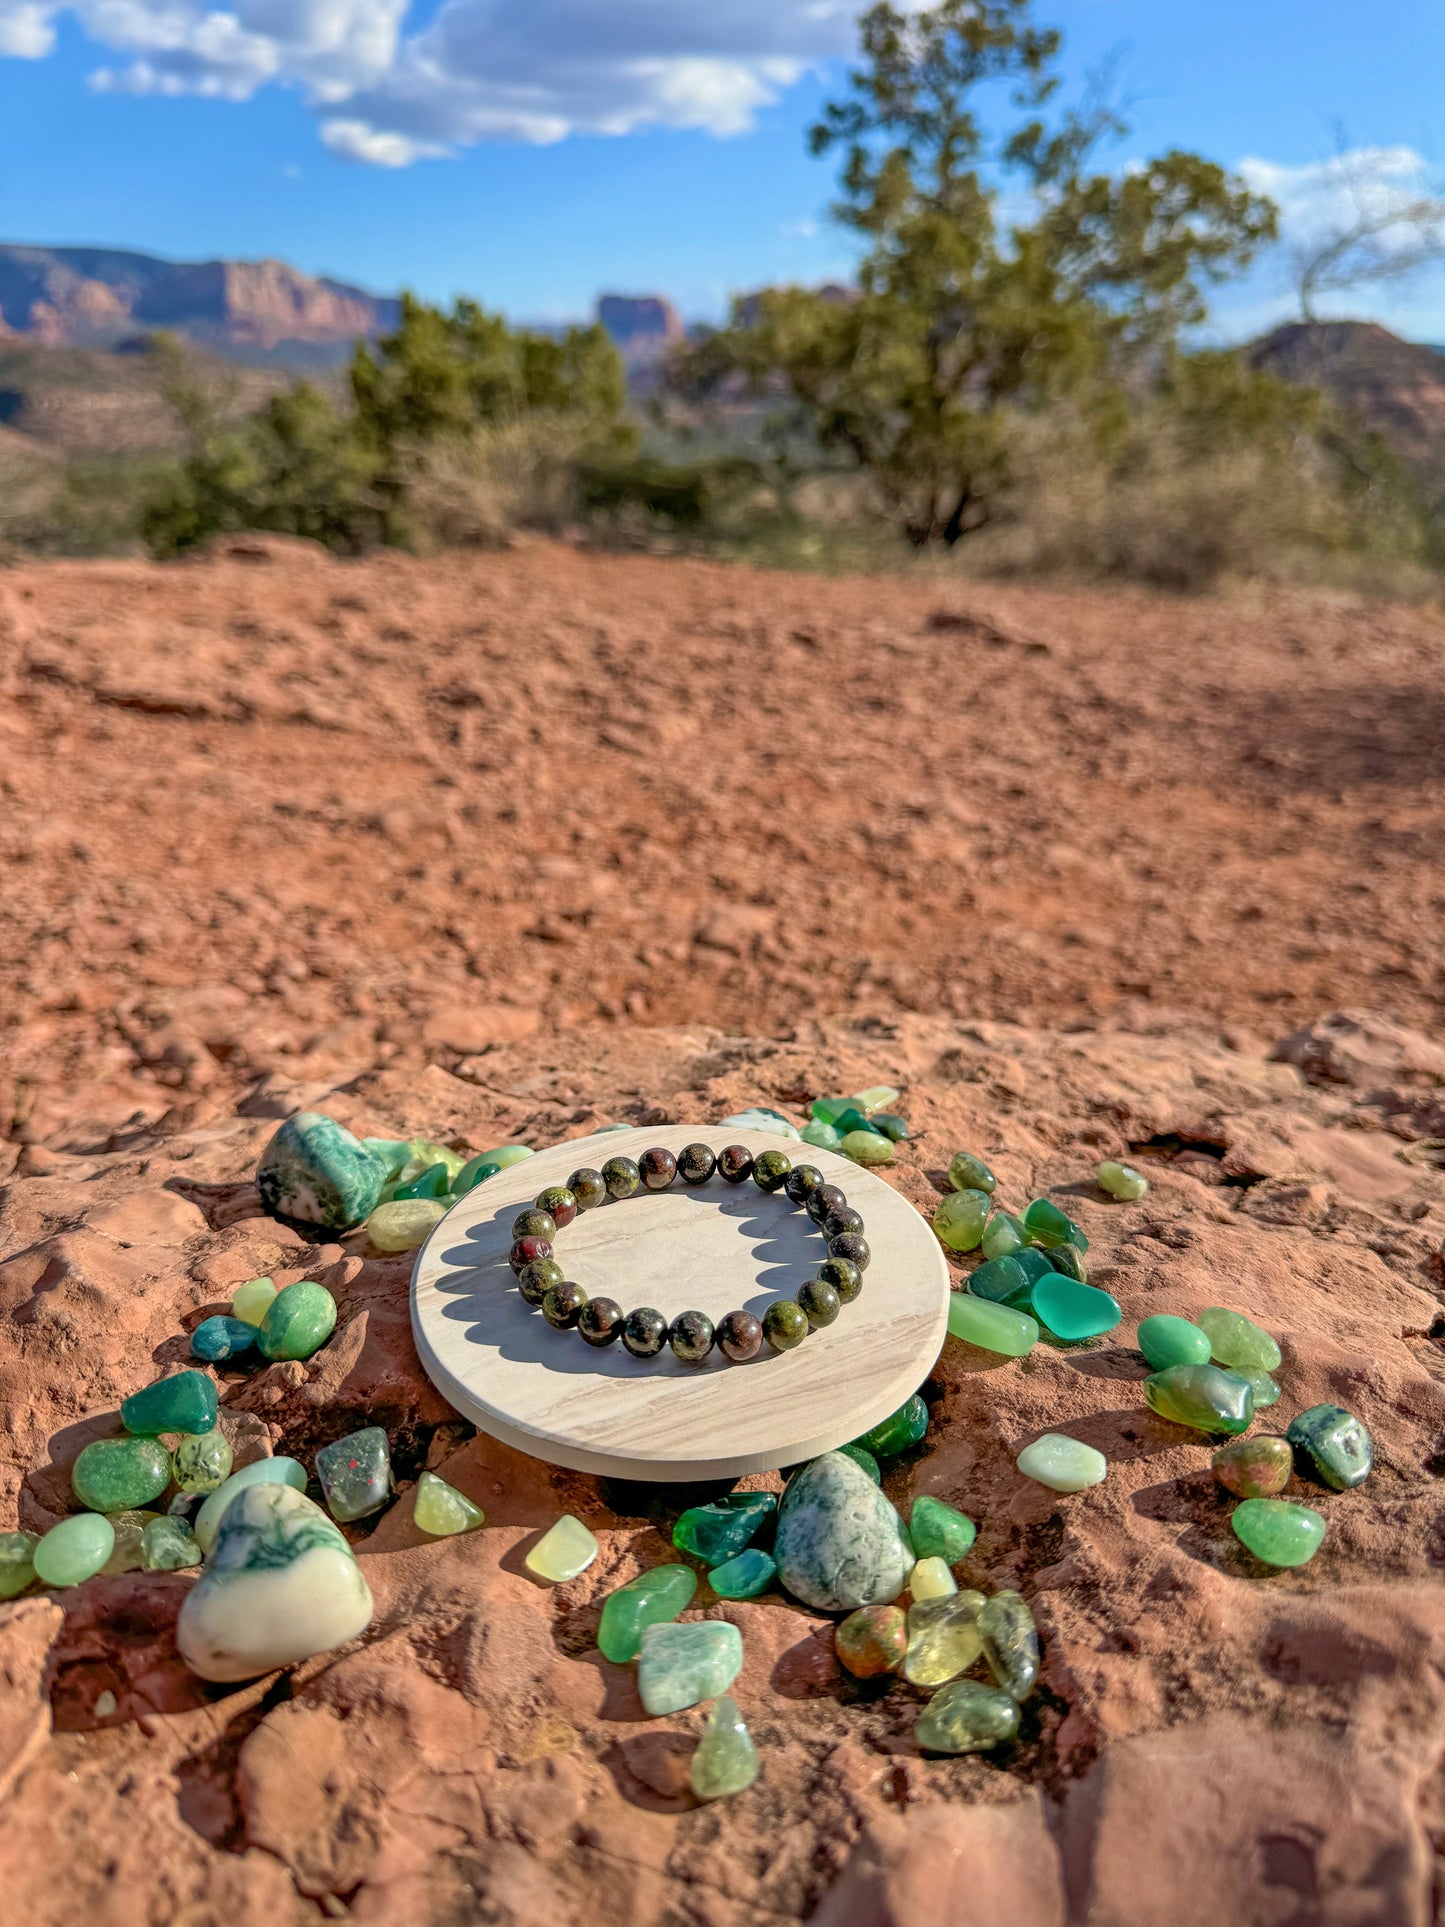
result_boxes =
[410,1125,949,1481]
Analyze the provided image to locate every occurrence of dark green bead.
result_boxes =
[512,1207,557,1242]
[824,1206,865,1240]
[819,1256,862,1302]
[602,1156,641,1199]
[567,1167,607,1210]
[622,1306,667,1358]
[851,1392,928,1458]
[752,1149,792,1192]
[807,1183,847,1225]
[763,1301,809,1351]
[673,1492,776,1563]
[542,1281,588,1329]
[1286,1404,1373,1491]
[516,1257,565,1306]
[784,1163,825,1204]
[829,1233,870,1271]
[797,1278,841,1328]
[121,1370,218,1438]
[669,1310,714,1363]
[535,1185,579,1226]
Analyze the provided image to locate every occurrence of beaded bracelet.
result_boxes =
[506,1143,871,1365]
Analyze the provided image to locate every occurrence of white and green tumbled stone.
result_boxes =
[142,1515,201,1570]
[637,1619,743,1716]
[690,1694,759,1799]
[1016,1433,1107,1493]
[257,1111,386,1230]
[774,1451,912,1612]
[177,1484,374,1683]
[194,1455,309,1555]
[171,1429,234,1496]
[717,1109,800,1139]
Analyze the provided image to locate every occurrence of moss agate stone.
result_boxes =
[366,1199,449,1252]
[903,1590,986,1686]
[1232,1497,1327,1568]
[690,1694,758,1800]
[413,1470,485,1536]
[142,1516,201,1570]
[171,1429,233,1495]
[177,1484,374,1682]
[598,1564,698,1661]
[34,1513,115,1588]
[774,1452,912,1611]
[1212,1435,1293,1499]
[231,1277,277,1327]
[909,1496,976,1563]
[673,1492,776,1564]
[947,1151,996,1194]
[1021,1198,1088,1253]
[638,1619,743,1716]
[0,1531,38,1600]
[909,1555,957,1601]
[1287,1404,1373,1491]
[1016,1433,1107,1493]
[72,1436,171,1512]
[121,1369,217,1438]
[1136,1315,1211,1371]
[1097,1160,1149,1201]
[194,1456,308,1555]
[916,1680,1021,1754]
[718,1107,800,1140]
[850,1393,927,1459]
[1144,1364,1254,1435]
[835,1604,907,1677]
[257,1112,385,1230]
[1198,1307,1282,1374]
[1029,1275,1121,1342]
[979,1589,1040,1700]
[316,1427,394,1523]
[258,1281,338,1361]
[708,1548,776,1600]
[932,1188,990,1252]
[191,1316,258,1363]
[947,1293,1038,1357]
[526,1514,599,1583]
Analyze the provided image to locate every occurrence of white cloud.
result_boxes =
[1240,145,1434,243]
[0,0,878,160]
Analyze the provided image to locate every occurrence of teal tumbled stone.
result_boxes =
[673,1492,776,1564]
[257,1111,386,1230]
[1029,1274,1121,1342]
[72,1436,171,1512]
[191,1316,258,1363]
[708,1548,777,1600]
[638,1619,743,1715]
[968,1254,1034,1306]
[1021,1197,1088,1252]
[1232,1497,1327,1567]
[1011,1247,1056,1284]
[850,1393,928,1458]
[392,1161,451,1201]
[1286,1404,1373,1491]
[1136,1315,1211,1371]
[34,1513,115,1587]
[121,1370,217,1438]
[908,1495,976,1563]
[258,1281,338,1361]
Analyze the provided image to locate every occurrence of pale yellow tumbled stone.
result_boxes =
[525,1513,599,1583]
[231,1276,278,1327]
[367,1199,448,1252]
[413,1470,485,1537]
[903,1589,986,1687]
[908,1556,957,1602]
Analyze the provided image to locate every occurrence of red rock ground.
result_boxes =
[0,538,1442,1924]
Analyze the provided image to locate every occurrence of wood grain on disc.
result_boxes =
[411,1125,950,1481]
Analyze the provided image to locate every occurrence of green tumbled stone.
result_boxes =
[1136,1315,1211,1371]
[1016,1433,1107,1493]
[34,1513,115,1588]
[121,1369,218,1439]
[968,1254,1033,1306]
[1144,1364,1255,1435]
[1286,1404,1373,1491]
[1198,1307,1282,1374]
[850,1086,901,1114]
[362,1136,414,1181]
[1097,1160,1149,1201]
[392,1160,451,1201]
[916,1679,1021,1754]
[104,1509,157,1574]
[908,1495,976,1563]
[800,1119,844,1151]
[947,1152,996,1195]
[231,1277,278,1327]
[840,1129,894,1165]
[0,1531,38,1599]
[673,1492,776,1565]
[526,1514,599,1582]
[835,1603,907,1677]
[1021,1197,1088,1252]
[850,1393,928,1459]
[598,1564,698,1662]
[366,1199,448,1251]
[171,1429,234,1495]
[932,1188,991,1252]
[1029,1274,1122,1343]
[1232,1497,1327,1568]
[947,1293,1038,1357]
[708,1548,777,1600]
[194,1456,308,1554]
[774,1452,912,1611]
[316,1426,394,1523]
[689,1694,759,1800]
[870,1113,911,1141]
[836,1443,882,1484]
[142,1515,201,1570]
[453,1157,501,1194]
[191,1315,258,1363]
[257,1111,385,1230]
[1247,1372,1282,1409]
[413,1470,485,1536]
[638,1619,743,1716]
[258,1281,338,1361]
[1212,1435,1293,1499]
[978,1589,1039,1700]
[809,1097,851,1125]
[72,1436,171,1512]
[980,1212,1027,1260]
[1012,1247,1057,1284]
[903,1590,985,1685]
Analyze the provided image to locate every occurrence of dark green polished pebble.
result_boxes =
[190,1316,257,1363]
[870,1114,911,1141]
[393,1161,450,1202]
[851,1393,928,1459]
[1144,1363,1255,1435]
[316,1425,394,1523]
[121,1370,218,1438]
[622,1306,668,1358]
[72,1436,171,1512]
[674,1492,777,1564]
[797,1278,841,1328]
[669,1310,715,1363]
[968,1254,1034,1306]
[837,1443,882,1484]
[764,1301,809,1351]
[708,1547,777,1599]
[1021,1197,1089,1253]
[1286,1404,1373,1491]
[602,1156,641,1199]
[1012,1247,1056,1284]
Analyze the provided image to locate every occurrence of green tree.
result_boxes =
[676,0,1278,544]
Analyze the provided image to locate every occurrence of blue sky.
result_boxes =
[0,0,1441,338]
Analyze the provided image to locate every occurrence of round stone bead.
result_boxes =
[752,1149,792,1192]
[669,1310,715,1364]
[509,1235,554,1274]
[797,1278,841,1328]
[807,1182,847,1225]
[534,1187,578,1228]
[717,1309,763,1361]
[542,1281,588,1329]
[716,1145,754,1184]
[677,1143,717,1185]
[763,1301,809,1352]
[829,1233,871,1271]
[823,1205,865,1241]
[819,1256,862,1302]
[639,1148,678,1191]
[577,1297,625,1347]
[72,1437,171,1513]
[512,1208,557,1243]
[622,1306,669,1359]
[947,1151,996,1194]
[784,1163,824,1205]
[602,1156,641,1200]
[567,1167,607,1211]
[516,1257,565,1306]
